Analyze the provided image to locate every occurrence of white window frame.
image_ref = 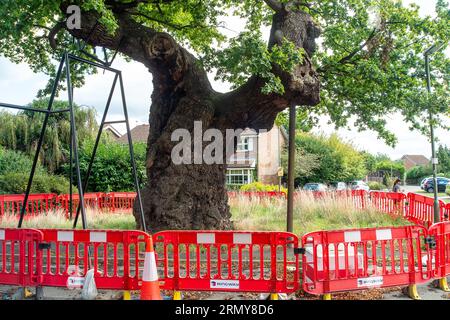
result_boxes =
[226,169,254,186]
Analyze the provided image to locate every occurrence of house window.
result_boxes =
[226,169,254,186]
[237,137,253,151]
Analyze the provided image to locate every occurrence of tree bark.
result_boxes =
[62,4,320,232]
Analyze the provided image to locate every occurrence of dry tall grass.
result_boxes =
[0,191,409,234]
[230,191,409,235]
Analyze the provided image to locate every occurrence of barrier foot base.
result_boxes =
[269,293,278,300]
[123,290,131,300]
[322,294,332,300]
[438,278,449,292]
[36,287,44,300]
[405,285,421,300]
[173,291,182,300]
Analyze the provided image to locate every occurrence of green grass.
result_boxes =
[0,193,411,234]
[415,190,448,197]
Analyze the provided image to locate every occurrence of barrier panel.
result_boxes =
[56,193,106,217]
[37,229,148,290]
[369,191,407,217]
[301,225,432,296]
[0,194,57,217]
[0,228,43,287]
[227,191,287,199]
[428,222,450,280]
[406,193,447,226]
[154,230,299,294]
[106,192,137,213]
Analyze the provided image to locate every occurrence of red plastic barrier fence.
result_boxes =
[38,229,149,290]
[227,191,287,199]
[107,192,137,212]
[406,193,447,226]
[0,194,57,217]
[369,191,407,216]
[154,230,299,294]
[56,193,106,217]
[0,228,43,287]
[302,225,432,295]
[428,222,450,280]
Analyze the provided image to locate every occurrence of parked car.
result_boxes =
[303,183,328,191]
[350,180,370,192]
[420,177,431,190]
[421,176,446,190]
[423,177,450,193]
[329,181,347,191]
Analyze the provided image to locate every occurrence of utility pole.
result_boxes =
[287,105,296,233]
[424,42,445,223]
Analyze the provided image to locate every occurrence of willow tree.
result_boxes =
[0,0,448,231]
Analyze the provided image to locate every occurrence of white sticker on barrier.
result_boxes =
[233,233,252,244]
[90,232,106,243]
[210,280,239,289]
[67,276,85,289]
[0,230,4,240]
[376,229,392,241]
[197,233,215,244]
[344,231,361,242]
[357,276,383,288]
[58,231,74,242]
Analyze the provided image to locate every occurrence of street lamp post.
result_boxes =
[424,43,445,223]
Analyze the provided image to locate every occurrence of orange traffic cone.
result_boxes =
[140,236,162,300]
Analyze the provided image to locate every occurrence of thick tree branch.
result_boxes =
[263,0,283,12]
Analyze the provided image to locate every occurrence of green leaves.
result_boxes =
[202,33,304,94]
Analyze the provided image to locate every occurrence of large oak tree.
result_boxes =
[0,0,448,232]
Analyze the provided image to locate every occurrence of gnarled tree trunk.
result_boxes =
[64,2,320,232]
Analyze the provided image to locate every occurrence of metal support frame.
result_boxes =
[0,51,147,232]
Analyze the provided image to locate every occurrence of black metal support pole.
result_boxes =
[118,72,147,233]
[73,73,119,228]
[17,56,66,228]
[425,52,440,223]
[69,122,73,220]
[65,52,88,229]
[287,105,296,233]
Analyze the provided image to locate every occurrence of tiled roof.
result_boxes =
[401,154,430,166]
[116,124,149,143]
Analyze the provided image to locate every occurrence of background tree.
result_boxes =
[0,99,97,172]
[0,0,448,231]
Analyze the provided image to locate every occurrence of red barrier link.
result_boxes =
[227,191,287,199]
[56,193,106,217]
[37,229,148,290]
[302,225,432,295]
[107,192,137,212]
[0,228,43,287]
[154,230,299,294]
[406,193,447,226]
[428,222,450,279]
[369,191,407,216]
[0,194,56,217]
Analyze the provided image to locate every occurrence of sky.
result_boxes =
[0,0,448,160]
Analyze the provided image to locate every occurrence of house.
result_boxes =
[115,124,149,143]
[226,125,286,186]
[113,123,286,186]
[400,154,430,170]
[103,124,122,140]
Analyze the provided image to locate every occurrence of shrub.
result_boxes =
[64,139,147,192]
[368,181,387,191]
[0,172,74,194]
[0,147,45,175]
[240,182,287,193]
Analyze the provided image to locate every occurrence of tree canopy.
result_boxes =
[1,0,448,143]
